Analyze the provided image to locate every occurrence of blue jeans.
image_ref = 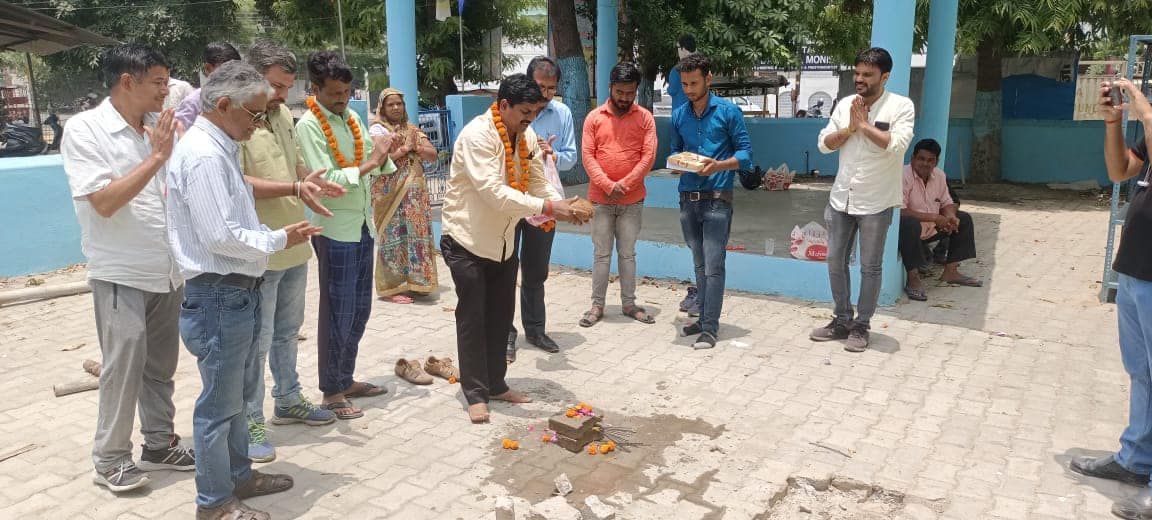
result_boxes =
[1116,273,1152,474]
[825,205,893,330]
[180,279,262,508]
[679,198,733,335]
[246,263,307,424]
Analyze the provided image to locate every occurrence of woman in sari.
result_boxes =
[368,88,440,303]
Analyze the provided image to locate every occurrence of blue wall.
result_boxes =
[655,116,1107,185]
[0,155,84,276]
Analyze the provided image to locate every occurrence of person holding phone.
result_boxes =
[1070,77,1152,520]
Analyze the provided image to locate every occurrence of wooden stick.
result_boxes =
[54,379,99,397]
[0,443,39,463]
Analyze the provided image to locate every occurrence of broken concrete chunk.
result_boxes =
[554,473,573,496]
[496,495,516,520]
[583,495,615,520]
[531,496,582,520]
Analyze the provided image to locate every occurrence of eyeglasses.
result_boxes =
[240,105,269,125]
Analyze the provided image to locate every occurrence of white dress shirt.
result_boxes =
[818,90,916,215]
[166,117,287,279]
[61,99,181,293]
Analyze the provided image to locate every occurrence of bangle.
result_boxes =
[543,200,553,216]
[293,181,300,198]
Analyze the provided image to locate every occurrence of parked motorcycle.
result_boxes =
[0,122,49,157]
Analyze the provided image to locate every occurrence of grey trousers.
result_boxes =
[591,202,644,308]
[824,205,893,330]
[90,279,182,471]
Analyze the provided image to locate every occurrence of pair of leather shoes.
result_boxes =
[526,333,560,353]
[1070,454,1150,487]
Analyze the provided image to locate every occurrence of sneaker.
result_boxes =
[395,358,434,385]
[693,332,717,350]
[196,497,270,520]
[93,461,150,492]
[845,328,870,352]
[680,321,702,337]
[138,434,195,471]
[247,422,276,463]
[271,396,337,426]
[679,286,698,312]
[809,319,850,342]
[687,299,701,318]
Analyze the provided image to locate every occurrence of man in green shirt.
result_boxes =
[296,51,394,419]
[239,41,346,463]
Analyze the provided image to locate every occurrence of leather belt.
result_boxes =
[680,190,733,203]
[189,273,263,290]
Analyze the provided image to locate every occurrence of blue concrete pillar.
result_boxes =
[870,0,916,96]
[595,0,618,103]
[870,0,916,305]
[919,0,959,164]
[386,0,419,122]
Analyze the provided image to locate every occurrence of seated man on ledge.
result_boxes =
[898,138,981,301]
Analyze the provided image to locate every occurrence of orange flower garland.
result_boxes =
[307,96,364,168]
[491,103,556,232]
[490,103,531,192]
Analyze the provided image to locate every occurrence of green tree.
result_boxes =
[9,0,245,94]
[256,0,545,105]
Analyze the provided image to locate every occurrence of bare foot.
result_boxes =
[467,403,490,423]
[491,390,533,403]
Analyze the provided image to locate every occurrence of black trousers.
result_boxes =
[512,220,555,338]
[898,211,976,271]
[441,235,518,405]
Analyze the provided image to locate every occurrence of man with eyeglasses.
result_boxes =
[506,55,577,363]
[237,40,348,464]
[167,61,322,520]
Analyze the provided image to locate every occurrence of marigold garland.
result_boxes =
[307,96,364,168]
[490,103,531,192]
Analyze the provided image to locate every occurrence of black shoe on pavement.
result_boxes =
[845,327,870,352]
[93,461,150,492]
[809,319,849,342]
[138,434,195,471]
[681,322,702,337]
[1113,487,1152,520]
[526,333,560,353]
[1070,454,1150,487]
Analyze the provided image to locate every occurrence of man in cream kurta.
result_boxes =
[440,73,582,423]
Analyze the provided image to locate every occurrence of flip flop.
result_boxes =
[943,275,982,287]
[904,286,927,301]
[386,295,414,304]
[344,381,387,398]
[325,401,363,420]
[622,305,656,324]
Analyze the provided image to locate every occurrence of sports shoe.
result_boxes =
[425,356,460,380]
[138,434,195,471]
[809,319,850,342]
[93,460,150,492]
[196,497,270,520]
[395,358,434,385]
[845,328,870,352]
[247,421,275,463]
[680,321,702,337]
[693,332,717,350]
[271,396,337,426]
[679,286,697,312]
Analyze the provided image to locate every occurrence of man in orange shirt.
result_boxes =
[578,62,658,327]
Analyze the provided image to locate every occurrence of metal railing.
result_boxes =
[417,109,453,205]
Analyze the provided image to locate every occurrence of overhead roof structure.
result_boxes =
[0,1,118,56]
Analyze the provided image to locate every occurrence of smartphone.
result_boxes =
[1111,83,1125,107]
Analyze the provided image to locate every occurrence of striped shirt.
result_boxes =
[166,117,288,279]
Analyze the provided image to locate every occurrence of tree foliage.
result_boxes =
[256,0,545,104]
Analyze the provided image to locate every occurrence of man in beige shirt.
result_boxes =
[239,41,347,463]
[440,74,584,423]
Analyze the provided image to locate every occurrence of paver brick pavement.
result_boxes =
[0,188,1138,518]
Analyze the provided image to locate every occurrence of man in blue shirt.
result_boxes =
[666,34,696,113]
[670,53,753,350]
[507,56,579,362]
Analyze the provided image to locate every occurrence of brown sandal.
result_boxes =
[579,306,603,328]
[234,470,294,499]
[622,305,655,324]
